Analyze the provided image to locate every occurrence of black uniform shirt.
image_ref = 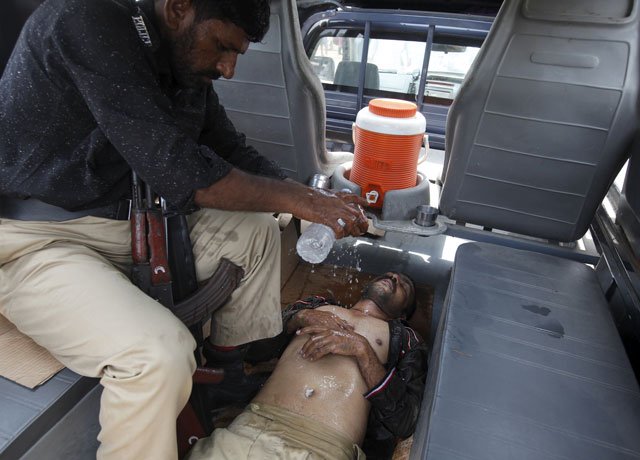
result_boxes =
[0,0,286,211]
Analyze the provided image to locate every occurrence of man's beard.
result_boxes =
[361,275,395,315]
[169,25,221,88]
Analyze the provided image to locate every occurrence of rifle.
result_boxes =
[130,172,244,327]
[129,172,246,451]
[131,172,173,307]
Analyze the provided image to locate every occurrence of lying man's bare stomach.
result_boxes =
[253,306,390,444]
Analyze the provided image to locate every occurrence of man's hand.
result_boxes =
[287,309,354,334]
[194,169,369,238]
[297,325,387,389]
[297,325,365,361]
[290,185,369,238]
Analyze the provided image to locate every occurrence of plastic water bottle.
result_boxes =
[296,223,336,264]
[297,187,357,264]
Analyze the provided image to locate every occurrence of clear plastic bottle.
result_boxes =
[296,223,336,264]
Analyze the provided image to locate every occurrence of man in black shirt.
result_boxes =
[0,0,367,459]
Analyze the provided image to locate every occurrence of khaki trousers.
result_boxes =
[0,209,282,460]
[187,403,366,460]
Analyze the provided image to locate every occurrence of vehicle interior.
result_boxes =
[1,0,640,459]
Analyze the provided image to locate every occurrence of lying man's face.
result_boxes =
[361,272,416,320]
[168,14,249,88]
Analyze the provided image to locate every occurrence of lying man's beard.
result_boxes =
[361,275,396,317]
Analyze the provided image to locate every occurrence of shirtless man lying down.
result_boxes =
[188,272,429,460]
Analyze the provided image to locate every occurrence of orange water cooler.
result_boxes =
[350,99,426,209]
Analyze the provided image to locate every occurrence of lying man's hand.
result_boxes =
[297,324,388,389]
[287,309,354,334]
[297,325,366,361]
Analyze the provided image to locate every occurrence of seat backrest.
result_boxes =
[439,0,639,242]
[213,0,349,184]
[333,61,380,90]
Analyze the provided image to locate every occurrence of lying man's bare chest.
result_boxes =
[254,306,390,444]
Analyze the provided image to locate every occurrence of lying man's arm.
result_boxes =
[244,296,353,361]
[282,296,353,334]
[297,325,387,388]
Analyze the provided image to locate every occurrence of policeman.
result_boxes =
[0,0,367,458]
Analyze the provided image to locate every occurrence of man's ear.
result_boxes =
[163,0,193,31]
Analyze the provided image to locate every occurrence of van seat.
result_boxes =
[333,61,380,90]
[418,242,640,459]
[213,0,355,184]
[439,0,640,242]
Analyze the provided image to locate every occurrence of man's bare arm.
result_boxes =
[297,325,387,390]
[194,169,368,237]
[286,309,354,334]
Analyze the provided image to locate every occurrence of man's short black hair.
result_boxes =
[191,0,270,42]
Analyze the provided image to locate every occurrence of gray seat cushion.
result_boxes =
[420,242,640,459]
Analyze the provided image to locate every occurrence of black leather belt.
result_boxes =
[0,197,131,221]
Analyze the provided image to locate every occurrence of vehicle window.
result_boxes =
[426,44,480,100]
[309,36,339,83]
[614,160,629,192]
[366,39,425,97]
[310,32,480,104]
[311,32,377,92]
